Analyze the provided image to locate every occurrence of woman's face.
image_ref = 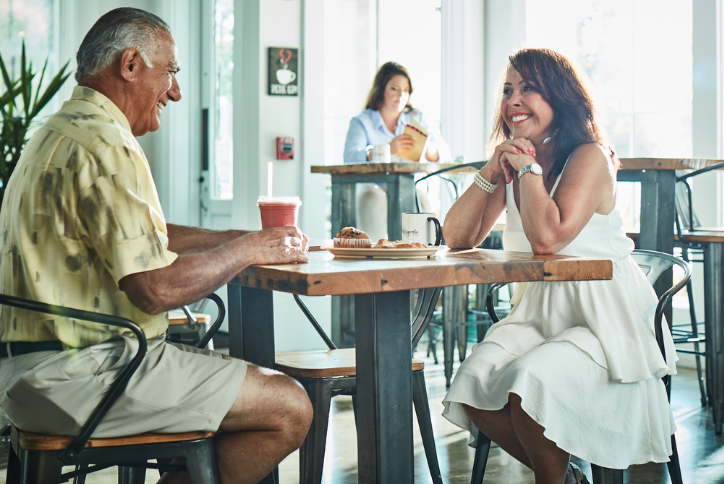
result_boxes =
[382,75,410,113]
[502,66,554,144]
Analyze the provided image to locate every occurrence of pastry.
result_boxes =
[333,227,372,248]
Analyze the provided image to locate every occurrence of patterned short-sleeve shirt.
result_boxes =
[0,86,178,347]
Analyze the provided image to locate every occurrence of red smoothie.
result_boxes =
[257,197,301,228]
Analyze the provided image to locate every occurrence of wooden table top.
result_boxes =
[310,162,478,176]
[619,158,724,171]
[310,158,724,175]
[231,248,612,297]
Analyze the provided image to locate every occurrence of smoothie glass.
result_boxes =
[257,196,302,228]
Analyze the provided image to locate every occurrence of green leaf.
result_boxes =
[29,61,71,120]
[20,42,30,118]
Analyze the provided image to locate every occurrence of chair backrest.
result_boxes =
[630,249,689,287]
[675,161,724,232]
[413,161,486,212]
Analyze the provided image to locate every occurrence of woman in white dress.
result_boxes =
[442,48,677,484]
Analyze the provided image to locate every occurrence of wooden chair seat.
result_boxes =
[168,312,211,326]
[17,428,215,451]
[275,348,424,378]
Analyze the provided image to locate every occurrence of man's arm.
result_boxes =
[167,223,254,255]
[120,226,309,315]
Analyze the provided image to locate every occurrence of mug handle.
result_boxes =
[427,217,442,246]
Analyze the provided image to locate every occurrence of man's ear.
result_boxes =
[119,47,143,82]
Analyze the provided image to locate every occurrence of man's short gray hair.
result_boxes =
[75,7,171,82]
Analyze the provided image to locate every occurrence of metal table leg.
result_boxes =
[355,291,414,483]
[228,285,277,484]
[704,242,724,434]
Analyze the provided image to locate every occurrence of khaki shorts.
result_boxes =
[0,336,247,438]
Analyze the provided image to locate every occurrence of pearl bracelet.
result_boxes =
[474,172,498,194]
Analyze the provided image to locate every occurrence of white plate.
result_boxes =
[322,246,441,259]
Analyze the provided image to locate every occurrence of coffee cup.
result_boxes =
[257,196,302,228]
[401,212,442,246]
[372,144,391,162]
[276,68,296,85]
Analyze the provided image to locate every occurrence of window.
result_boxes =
[0,0,61,117]
[525,0,693,231]
[212,0,234,200]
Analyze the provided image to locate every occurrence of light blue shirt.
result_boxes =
[343,108,452,164]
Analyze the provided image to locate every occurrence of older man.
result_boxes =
[0,7,312,483]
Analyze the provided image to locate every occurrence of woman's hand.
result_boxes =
[495,138,538,183]
[390,134,414,155]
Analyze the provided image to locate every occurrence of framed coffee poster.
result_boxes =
[268,47,298,96]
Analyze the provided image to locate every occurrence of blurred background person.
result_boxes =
[343,62,451,240]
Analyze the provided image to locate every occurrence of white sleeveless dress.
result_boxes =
[442,173,678,469]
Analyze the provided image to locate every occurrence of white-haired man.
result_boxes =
[0,8,312,483]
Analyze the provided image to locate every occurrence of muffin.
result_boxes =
[334,227,372,248]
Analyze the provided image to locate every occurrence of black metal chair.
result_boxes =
[274,289,443,484]
[2,293,226,484]
[469,250,689,484]
[671,161,724,407]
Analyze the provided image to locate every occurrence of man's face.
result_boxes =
[130,30,182,137]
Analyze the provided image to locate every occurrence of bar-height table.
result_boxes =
[226,249,612,483]
[311,162,478,348]
[619,157,724,434]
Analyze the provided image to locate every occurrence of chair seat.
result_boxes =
[168,312,211,326]
[275,348,424,378]
[17,428,215,451]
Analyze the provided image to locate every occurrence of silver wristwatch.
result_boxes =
[518,162,543,179]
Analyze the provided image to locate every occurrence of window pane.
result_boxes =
[525,0,693,232]
[213,0,233,200]
[0,0,60,117]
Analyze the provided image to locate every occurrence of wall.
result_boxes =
[238,0,332,351]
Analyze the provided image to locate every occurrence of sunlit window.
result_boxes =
[0,0,60,117]
[525,0,693,232]
[213,0,234,200]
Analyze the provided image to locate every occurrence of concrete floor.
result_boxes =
[1,353,723,483]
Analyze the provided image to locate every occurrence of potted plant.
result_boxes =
[0,42,71,205]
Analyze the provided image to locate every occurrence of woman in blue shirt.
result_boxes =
[344,62,451,163]
[343,62,451,239]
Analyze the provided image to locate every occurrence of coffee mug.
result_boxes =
[372,144,391,162]
[401,212,442,246]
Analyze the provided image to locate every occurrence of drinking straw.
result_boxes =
[267,161,273,198]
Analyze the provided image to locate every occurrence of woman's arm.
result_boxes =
[511,143,616,254]
[343,117,372,164]
[443,161,511,248]
[414,110,451,162]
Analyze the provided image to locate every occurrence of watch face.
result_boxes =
[531,163,543,175]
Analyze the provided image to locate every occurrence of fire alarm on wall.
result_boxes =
[276,137,294,160]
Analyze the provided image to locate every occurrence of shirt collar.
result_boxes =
[70,86,133,134]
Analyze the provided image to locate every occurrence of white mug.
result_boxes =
[372,144,391,162]
[401,212,442,246]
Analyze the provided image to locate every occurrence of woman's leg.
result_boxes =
[463,403,532,469]
[508,393,570,484]
[464,395,572,484]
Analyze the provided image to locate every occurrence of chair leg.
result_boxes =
[19,449,63,484]
[299,378,335,484]
[73,464,88,484]
[184,439,220,484]
[457,325,468,363]
[118,466,146,484]
[6,444,21,484]
[684,274,708,407]
[427,325,439,364]
[667,434,684,484]
[412,371,442,484]
[590,464,624,484]
[470,431,491,484]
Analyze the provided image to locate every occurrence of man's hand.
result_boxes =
[241,226,310,265]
